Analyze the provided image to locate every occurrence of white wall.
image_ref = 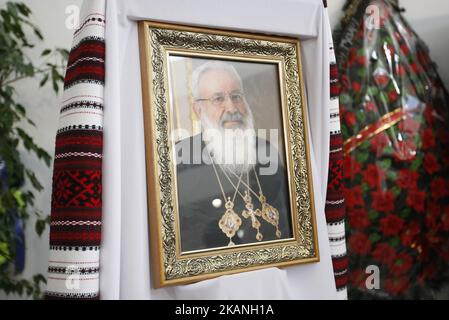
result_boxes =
[0,0,82,299]
[328,0,449,85]
[0,0,448,299]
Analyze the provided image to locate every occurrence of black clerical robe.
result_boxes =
[175,134,292,252]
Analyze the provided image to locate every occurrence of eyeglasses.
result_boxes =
[195,91,245,106]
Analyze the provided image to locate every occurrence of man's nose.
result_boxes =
[222,95,237,113]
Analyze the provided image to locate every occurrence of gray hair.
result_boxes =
[191,61,243,99]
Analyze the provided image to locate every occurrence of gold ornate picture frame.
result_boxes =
[138,21,319,288]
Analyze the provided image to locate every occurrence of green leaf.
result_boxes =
[369,233,381,244]
[400,208,411,219]
[355,151,369,163]
[361,182,369,193]
[51,67,60,93]
[389,237,400,248]
[33,274,47,285]
[25,170,43,191]
[13,103,25,117]
[0,242,10,265]
[33,27,43,40]
[359,141,370,150]
[410,157,423,171]
[379,91,389,106]
[368,210,379,220]
[6,2,19,17]
[340,93,352,105]
[56,48,69,60]
[27,118,36,126]
[16,3,31,17]
[386,170,397,181]
[35,217,49,236]
[357,68,366,78]
[356,111,366,123]
[383,145,394,155]
[40,49,51,56]
[367,86,379,96]
[379,159,392,170]
[12,189,25,208]
[341,125,349,139]
[392,186,401,197]
[39,73,49,87]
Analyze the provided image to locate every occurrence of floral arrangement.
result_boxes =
[335,0,449,298]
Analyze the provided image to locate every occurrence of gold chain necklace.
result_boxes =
[223,166,282,239]
[209,153,244,246]
[216,165,263,241]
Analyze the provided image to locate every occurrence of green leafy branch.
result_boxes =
[0,2,68,299]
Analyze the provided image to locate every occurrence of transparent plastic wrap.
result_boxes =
[335,0,449,298]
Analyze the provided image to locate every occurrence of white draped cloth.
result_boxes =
[97,0,340,299]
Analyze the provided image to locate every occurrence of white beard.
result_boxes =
[202,111,256,174]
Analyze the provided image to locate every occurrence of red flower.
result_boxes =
[344,112,357,126]
[348,207,371,230]
[406,189,426,213]
[357,55,367,66]
[422,128,436,150]
[348,47,357,64]
[397,64,406,76]
[345,186,365,209]
[423,106,435,126]
[397,169,418,189]
[373,72,390,88]
[400,43,410,56]
[342,156,362,180]
[372,243,396,265]
[379,214,404,236]
[362,164,385,188]
[385,276,410,295]
[423,153,440,175]
[365,101,377,112]
[370,132,390,154]
[352,82,362,93]
[340,75,350,90]
[388,90,399,102]
[349,232,372,255]
[389,252,413,276]
[430,177,446,200]
[372,190,396,213]
[410,62,419,73]
[401,221,420,246]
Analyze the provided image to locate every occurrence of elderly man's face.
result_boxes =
[195,69,249,129]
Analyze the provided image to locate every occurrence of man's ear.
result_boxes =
[193,102,201,118]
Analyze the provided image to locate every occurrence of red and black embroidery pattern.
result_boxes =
[46,3,105,300]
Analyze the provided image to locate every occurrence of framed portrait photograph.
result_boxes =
[138,21,318,288]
